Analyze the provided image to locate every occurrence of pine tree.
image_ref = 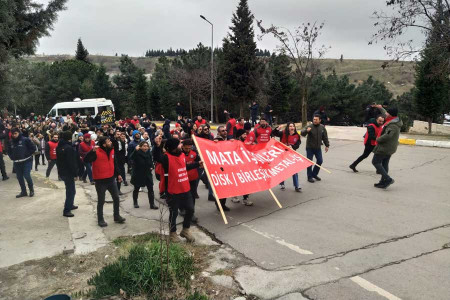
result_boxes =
[133,69,148,114]
[75,38,89,62]
[221,0,260,115]
[266,54,293,120]
[414,4,450,133]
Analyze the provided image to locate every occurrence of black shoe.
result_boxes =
[90,182,95,185]
[2,176,9,181]
[134,203,140,208]
[35,168,38,171]
[376,170,381,175]
[71,205,78,210]
[349,165,358,173]
[160,193,167,199]
[114,216,126,224]
[150,205,158,210]
[191,215,198,223]
[98,220,108,227]
[63,212,74,217]
[374,181,385,188]
[295,187,302,192]
[382,179,395,189]
[194,193,200,199]
[222,205,230,211]
[124,181,128,186]
[307,178,315,183]
[208,195,216,202]
[179,209,185,216]
[29,190,34,197]
[313,176,321,181]
[16,192,28,198]
[83,179,87,183]
[118,191,124,196]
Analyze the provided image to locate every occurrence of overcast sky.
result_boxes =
[36,0,424,60]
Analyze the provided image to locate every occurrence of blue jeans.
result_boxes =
[306,148,323,179]
[280,173,299,188]
[61,176,76,213]
[83,162,93,182]
[14,158,33,193]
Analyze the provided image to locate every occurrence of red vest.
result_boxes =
[92,148,115,180]
[195,119,206,128]
[48,141,58,160]
[364,124,383,146]
[0,141,3,153]
[227,118,237,136]
[255,126,272,143]
[166,153,190,195]
[281,132,300,146]
[245,131,256,145]
[184,150,199,181]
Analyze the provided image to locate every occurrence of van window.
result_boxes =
[58,107,95,116]
[50,109,57,117]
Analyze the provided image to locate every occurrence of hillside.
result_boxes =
[26,55,415,97]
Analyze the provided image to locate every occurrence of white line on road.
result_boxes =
[241,224,313,255]
[351,276,402,300]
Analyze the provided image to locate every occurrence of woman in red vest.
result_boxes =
[349,115,385,172]
[273,122,302,192]
[84,136,126,227]
[161,138,200,243]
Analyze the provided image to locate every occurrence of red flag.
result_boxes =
[194,138,313,199]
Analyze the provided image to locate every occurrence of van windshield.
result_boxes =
[97,105,113,114]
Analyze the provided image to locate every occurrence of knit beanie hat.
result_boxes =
[132,130,140,137]
[84,133,91,139]
[236,129,246,139]
[61,131,73,141]
[165,138,180,152]
[387,107,398,117]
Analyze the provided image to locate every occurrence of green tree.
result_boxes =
[133,69,148,114]
[0,0,67,107]
[221,0,260,116]
[266,54,293,122]
[75,38,89,62]
[414,45,449,133]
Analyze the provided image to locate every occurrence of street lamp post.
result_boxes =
[200,15,214,123]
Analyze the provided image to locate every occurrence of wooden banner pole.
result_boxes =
[285,145,332,174]
[192,135,228,225]
[269,189,282,208]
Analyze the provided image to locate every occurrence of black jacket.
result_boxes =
[301,124,330,149]
[130,149,154,187]
[56,139,78,178]
[7,133,36,161]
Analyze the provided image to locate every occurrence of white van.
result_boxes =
[48,98,115,123]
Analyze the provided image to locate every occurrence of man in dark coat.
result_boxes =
[56,131,79,217]
[249,102,259,126]
[8,127,36,197]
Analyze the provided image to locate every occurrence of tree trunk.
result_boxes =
[215,98,219,124]
[189,90,193,120]
[428,118,432,134]
[301,87,307,127]
[239,102,244,119]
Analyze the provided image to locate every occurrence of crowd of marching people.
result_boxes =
[0,101,401,242]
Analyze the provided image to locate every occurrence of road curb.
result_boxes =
[399,138,450,148]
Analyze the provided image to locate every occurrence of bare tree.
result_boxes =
[171,68,210,119]
[371,0,450,73]
[257,21,329,126]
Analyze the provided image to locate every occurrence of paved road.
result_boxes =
[194,139,450,300]
[1,138,449,299]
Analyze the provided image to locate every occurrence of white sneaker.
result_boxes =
[243,199,254,206]
[280,184,286,190]
[231,196,240,203]
[139,187,144,192]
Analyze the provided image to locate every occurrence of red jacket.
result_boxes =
[184,150,199,181]
[195,119,207,128]
[79,140,95,159]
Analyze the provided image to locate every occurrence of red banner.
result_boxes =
[194,137,314,199]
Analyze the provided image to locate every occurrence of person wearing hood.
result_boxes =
[160,138,200,243]
[127,130,142,170]
[8,127,36,197]
[372,107,402,189]
[350,115,385,172]
[56,131,79,217]
[84,136,126,227]
[163,119,171,140]
[129,141,158,209]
